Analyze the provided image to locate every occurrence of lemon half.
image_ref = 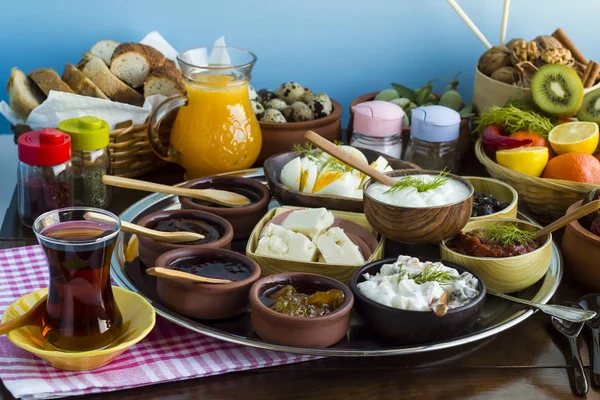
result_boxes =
[548,121,599,155]
[496,147,549,177]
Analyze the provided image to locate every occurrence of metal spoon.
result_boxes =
[0,295,47,336]
[579,293,600,388]
[551,302,589,397]
[489,291,597,323]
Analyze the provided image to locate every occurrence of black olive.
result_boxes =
[480,204,494,215]
[497,202,509,211]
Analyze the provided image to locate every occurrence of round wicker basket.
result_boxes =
[475,138,598,224]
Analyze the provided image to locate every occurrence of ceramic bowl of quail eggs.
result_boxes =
[250,82,342,165]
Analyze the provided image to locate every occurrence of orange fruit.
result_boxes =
[509,131,555,158]
[541,153,600,183]
[596,153,600,163]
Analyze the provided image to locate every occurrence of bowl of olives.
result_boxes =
[464,177,518,221]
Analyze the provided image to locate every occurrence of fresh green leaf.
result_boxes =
[391,83,417,102]
[483,223,535,247]
[415,81,434,105]
[474,105,554,136]
[384,169,449,194]
[459,104,474,118]
[411,262,456,284]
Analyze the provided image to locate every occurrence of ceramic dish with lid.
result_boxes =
[136,209,234,268]
[249,272,354,348]
[155,248,261,320]
[179,176,270,239]
[2,287,155,371]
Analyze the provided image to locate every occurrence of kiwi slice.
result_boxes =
[577,88,600,122]
[531,64,583,116]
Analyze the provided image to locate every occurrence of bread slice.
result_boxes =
[6,67,46,119]
[62,63,109,100]
[110,43,167,88]
[144,66,185,97]
[29,68,75,96]
[90,40,120,65]
[80,57,144,106]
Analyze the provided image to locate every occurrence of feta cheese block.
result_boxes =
[256,224,317,262]
[314,227,365,266]
[281,208,335,239]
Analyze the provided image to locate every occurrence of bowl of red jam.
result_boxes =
[155,248,261,319]
[178,176,270,239]
[136,210,234,268]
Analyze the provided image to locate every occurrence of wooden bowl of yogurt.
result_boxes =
[363,170,474,243]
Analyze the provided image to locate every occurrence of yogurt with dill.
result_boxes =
[357,255,480,311]
[367,174,470,207]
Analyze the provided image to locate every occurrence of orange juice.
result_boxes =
[170,74,262,178]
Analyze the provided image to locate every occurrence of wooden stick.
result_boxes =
[304,130,398,187]
[146,267,232,284]
[585,61,600,88]
[552,28,588,65]
[534,200,600,240]
[499,0,511,46]
[447,0,492,49]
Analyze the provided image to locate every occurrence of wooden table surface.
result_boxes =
[0,161,598,400]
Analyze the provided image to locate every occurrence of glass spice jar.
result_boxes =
[58,116,111,208]
[404,105,461,172]
[17,129,73,227]
[350,100,404,159]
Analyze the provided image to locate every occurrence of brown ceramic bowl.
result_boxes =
[249,273,354,348]
[264,147,419,213]
[562,200,600,291]
[155,248,261,319]
[136,209,234,268]
[255,99,342,165]
[348,92,471,158]
[363,170,474,243]
[179,176,270,239]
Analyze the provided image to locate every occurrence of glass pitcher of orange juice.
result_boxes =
[148,47,262,178]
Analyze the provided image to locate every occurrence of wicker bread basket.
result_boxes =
[475,138,597,224]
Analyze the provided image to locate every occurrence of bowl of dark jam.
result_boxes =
[249,273,354,348]
[155,248,261,319]
[179,176,270,239]
[136,210,234,268]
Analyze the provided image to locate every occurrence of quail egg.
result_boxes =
[264,98,288,112]
[275,82,306,104]
[261,108,287,123]
[251,100,265,120]
[257,89,277,103]
[248,85,258,101]
[302,88,314,103]
[290,101,314,122]
[309,93,333,119]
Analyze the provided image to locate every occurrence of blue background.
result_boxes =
[0,0,596,133]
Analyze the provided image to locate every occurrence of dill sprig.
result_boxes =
[411,263,456,284]
[292,142,317,158]
[292,142,351,172]
[483,223,535,247]
[473,105,554,137]
[384,169,449,194]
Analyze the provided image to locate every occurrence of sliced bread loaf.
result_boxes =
[80,57,144,106]
[6,67,46,119]
[29,68,75,96]
[62,63,109,100]
[144,66,185,97]
[90,40,120,65]
[110,43,167,88]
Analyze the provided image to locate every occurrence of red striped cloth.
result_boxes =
[0,245,318,399]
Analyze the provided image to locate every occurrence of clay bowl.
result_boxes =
[440,218,553,294]
[136,209,234,268]
[155,248,261,319]
[249,273,354,348]
[351,258,486,343]
[362,170,474,243]
[264,147,419,213]
[348,92,472,158]
[255,99,343,165]
[464,176,518,222]
[179,176,270,239]
[562,200,600,291]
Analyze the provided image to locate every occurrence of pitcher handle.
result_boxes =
[147,94,187,162]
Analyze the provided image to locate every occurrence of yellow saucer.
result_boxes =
[2,286,156,371]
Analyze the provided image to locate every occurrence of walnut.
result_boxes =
[533,35,563,51]
[506,38,525,53]
[478,46,512,76]
[511,40,540,66]
[515,61,538,88]
[540,48,574,66]
[491,66,519,84]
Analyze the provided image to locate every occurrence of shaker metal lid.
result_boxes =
[18,128,71,166]
[410,105,460,143]
[352,100,404,137]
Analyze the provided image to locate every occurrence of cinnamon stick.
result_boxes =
[585,61,600,88]
[553,28,588,65]
[582,62,594,86]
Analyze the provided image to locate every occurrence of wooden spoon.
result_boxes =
[304,130,397,186]
[534,200,600,240]
[0,295,47,335]
[431,291,449,317]
[145,267,233,284]
[83,212,205,244]
[102,175,251,207]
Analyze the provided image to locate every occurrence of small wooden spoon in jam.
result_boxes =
[146,267,233,284]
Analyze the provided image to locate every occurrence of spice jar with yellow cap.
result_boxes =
[58,116,111,208]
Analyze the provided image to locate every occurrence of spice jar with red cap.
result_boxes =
[17,128,73,227]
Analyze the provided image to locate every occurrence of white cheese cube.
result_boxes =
[281,208,335,239]
[256,224,317,262]
[314,227,366,266]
